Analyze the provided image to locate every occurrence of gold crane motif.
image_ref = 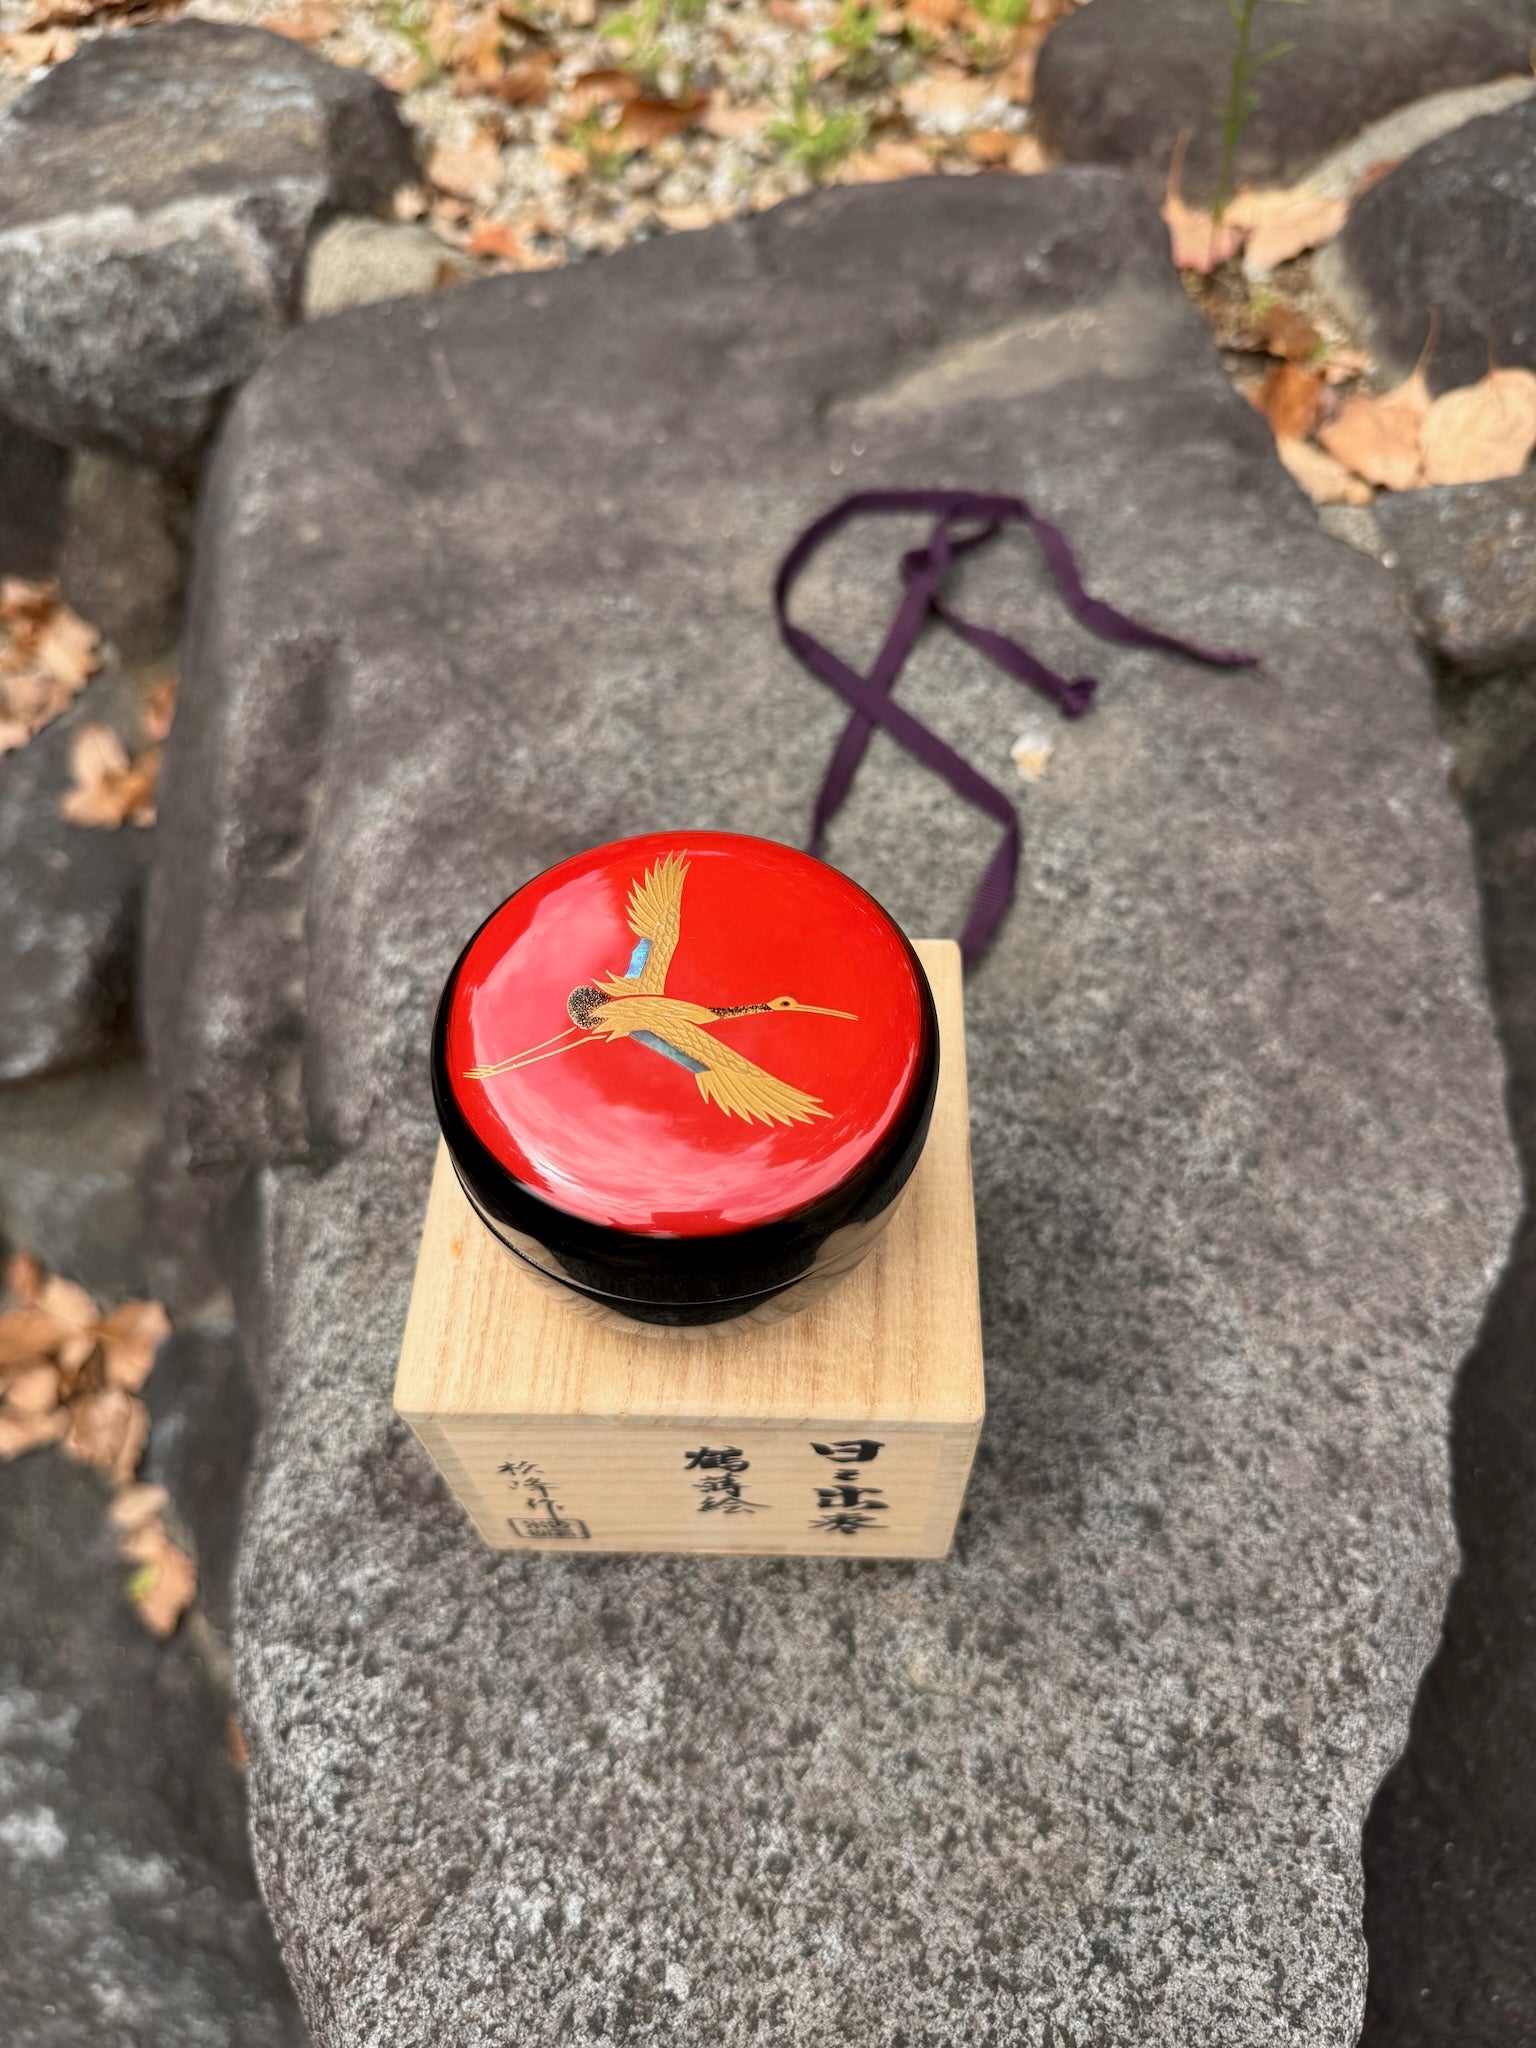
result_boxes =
[464,852,858,1127]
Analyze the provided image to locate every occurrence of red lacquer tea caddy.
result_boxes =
[431,831,939,1328]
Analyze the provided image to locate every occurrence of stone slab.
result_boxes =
[1321,95,1536,391]
[1375,473,1536,674]
[145,173,1517,2048]
[0,20,415,464]
[0,1449,305,2048]
[1032,0,1534,202]
[0,665,146,1083]
[1359,718,1536,2047]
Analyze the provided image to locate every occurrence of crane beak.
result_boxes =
[464,1026,596,1079]
[794,1004,858,1020]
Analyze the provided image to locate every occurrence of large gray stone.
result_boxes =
[145,174,1516,2047]
[1032,0,1535,202]
[0,1449,306,2048]
[1322,95,1536,391]
[58,452,190,665]
[0,20,415,466]
[0,415,66,581]
[301,217,474,320]
[0,1058,159,1303]
[1359,724,1536,2047]
[1375,473,1536,674]
[0,667,146,1083]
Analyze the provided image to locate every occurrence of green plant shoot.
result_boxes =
[765,65,867,181]
[1213,0,1308,223]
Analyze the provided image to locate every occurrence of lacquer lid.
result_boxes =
[431,832,937,1315]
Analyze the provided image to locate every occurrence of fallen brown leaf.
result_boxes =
[1226,187,1346,271]
[702,96,770,140]
[839,137,934,182]
[1252,362,1326,440]
[1276,436,1372,507]
[1006,134,1047,174]
[0,1408,69,1458]
[565,66,641,117]
[966,127,1015,163]
[1251,301,1320,364]
[259,1,340,44]
[120,1522,197,1636]
[0,577,61,627]
[0,579,99,754]
[544,142,589,180]
[425,0,459,63]
[901,68,992,118]
[109,1483,171,1537]
[5,1252,45,1305]
[1317,369,1428,491]
[22,0,131,28]
[1,26,79,62]
[5,1362,60,1417]
[383,53,428,93]
[1420,367,1536,487]
[0,1253,185,1628]
[428,138,503,205]
[994,50,1036,101]
[654,200,723,231]
[1318,345,1373,385]
[62,1385,147,1485]
[0,1307,68,1370]
[496,48,552,104]
[452,5,503,83]
[1162,140,1242,274]
[466,217,526,260]
[39,1273,97,1336]
[904,0,960,30]
[96,1300,171,1393]
[614,91,706,148]
[138,674,177,745]
[59,723,160,829]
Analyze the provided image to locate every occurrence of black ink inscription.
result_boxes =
[808,1438,888,1536]
[499,1457,589,1541]
[684,1444,764,1516]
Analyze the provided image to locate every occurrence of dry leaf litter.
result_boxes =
[0,0,1079,263]
[0,1253,194,1636]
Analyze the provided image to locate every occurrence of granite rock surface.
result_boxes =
[0,666,146,1083]
[1375,473,1536,674]
[0,415,66,581]
[1321,95,1536,391]
[1359,716,1536,2047]
[58,453,190,665]
[301,216,475,319]
[1032,0,1534,201]
[0,1448,307,2048]
[0,20,414,465]
[145,173,1517,2047]
[0,1058,159,1303]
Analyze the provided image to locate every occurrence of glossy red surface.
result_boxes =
[444,833,926,1236]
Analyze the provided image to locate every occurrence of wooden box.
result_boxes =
[393,940,983,1558]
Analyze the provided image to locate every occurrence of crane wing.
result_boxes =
[650,1016,831,1127]
[599,852,689,998]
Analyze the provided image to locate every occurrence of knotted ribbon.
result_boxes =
[774,489,1259,962]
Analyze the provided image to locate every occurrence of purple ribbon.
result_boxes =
[774,488,1259,962]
